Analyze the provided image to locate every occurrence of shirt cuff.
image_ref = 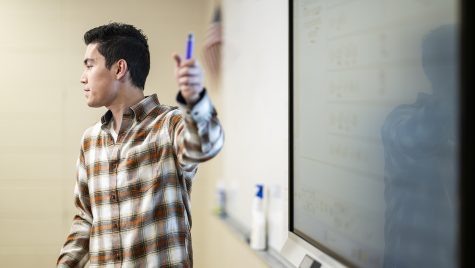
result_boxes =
[176,89,214,122]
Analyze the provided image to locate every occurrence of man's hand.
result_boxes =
[173,53,204,105]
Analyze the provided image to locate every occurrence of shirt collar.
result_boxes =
[100,94,160,125]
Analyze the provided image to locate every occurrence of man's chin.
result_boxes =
[86,100,101,108]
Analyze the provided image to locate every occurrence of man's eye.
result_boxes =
[86,65,93,69]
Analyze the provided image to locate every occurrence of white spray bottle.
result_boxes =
[250,184,266,250]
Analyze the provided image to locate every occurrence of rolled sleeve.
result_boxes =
[173,89,224,165]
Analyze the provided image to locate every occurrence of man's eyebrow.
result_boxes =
[83,58,95,65]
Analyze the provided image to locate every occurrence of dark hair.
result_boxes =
[84,22,150,90]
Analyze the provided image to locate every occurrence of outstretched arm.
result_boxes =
[171,54,224,171]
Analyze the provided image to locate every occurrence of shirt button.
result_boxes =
[114,223,119,229]
[110,194,116,201]
[115,253,121,261]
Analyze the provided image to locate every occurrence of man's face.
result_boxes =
[81,43,119,108]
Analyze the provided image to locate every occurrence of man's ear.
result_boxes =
[115,59,128,80]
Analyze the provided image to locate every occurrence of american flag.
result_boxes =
[203,6,222,78]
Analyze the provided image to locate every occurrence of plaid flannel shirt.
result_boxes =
[57,91,224,268]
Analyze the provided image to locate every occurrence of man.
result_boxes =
[57,23,224,267]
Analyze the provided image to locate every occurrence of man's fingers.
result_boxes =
[180,58,197,67]
[178,76,201,85]
[178,67,201,77]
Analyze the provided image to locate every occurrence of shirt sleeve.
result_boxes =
[172,89,225,172]
[57,147,92,268]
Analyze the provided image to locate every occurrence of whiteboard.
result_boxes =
[291,0,459,267]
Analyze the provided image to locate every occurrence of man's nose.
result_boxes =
[80,71,87,84]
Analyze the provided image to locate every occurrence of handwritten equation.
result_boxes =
[301,0,322,43]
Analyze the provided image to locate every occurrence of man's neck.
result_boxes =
[107,86,145,134]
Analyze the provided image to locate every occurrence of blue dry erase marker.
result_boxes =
[186,33,194,60]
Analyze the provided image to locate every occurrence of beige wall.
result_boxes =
[0,0,270,267]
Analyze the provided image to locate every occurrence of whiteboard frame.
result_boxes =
[284,1,466,268]
[283,0,352,267]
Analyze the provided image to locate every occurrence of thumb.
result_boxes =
[172,53,182,68]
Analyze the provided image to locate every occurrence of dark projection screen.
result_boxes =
[291,0,460,267]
